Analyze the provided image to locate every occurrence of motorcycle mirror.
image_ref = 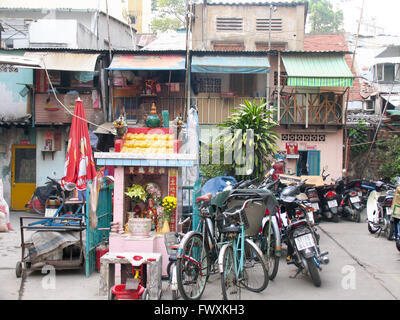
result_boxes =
[64,182,76,191]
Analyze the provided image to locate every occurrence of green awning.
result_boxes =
[282,55,354,87]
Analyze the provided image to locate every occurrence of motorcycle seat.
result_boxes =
[196,193,212,203]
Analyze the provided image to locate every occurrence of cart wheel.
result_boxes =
[16,261,22,278]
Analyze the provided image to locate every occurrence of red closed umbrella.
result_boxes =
[61,98,96,191]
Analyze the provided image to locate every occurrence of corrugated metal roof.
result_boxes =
[3,48,352,59]
[206,1,305,6]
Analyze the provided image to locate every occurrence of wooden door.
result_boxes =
[11,145,36,210]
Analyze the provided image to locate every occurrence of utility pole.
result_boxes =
[344,0,364,175]
[184,0,193,120]
[267,5,276,104]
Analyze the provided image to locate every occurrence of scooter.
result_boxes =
[336,178,363,223]
[366,182,395,238]
[315,167,340,223]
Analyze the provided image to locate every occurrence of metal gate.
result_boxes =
[85,181,113,277]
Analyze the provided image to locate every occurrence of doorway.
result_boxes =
[296,150,320,176]
[11,145,36,210]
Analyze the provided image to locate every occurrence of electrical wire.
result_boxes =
[40,56,115,135]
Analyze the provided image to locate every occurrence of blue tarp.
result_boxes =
[191,55,270,74]
[201,176,237,197]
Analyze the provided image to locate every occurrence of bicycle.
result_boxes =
[164,215,192,300]
[218,198,269,300]
[175,193,222,300]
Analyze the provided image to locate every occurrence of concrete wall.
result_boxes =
[274,126,344,181]
[35,127,68,187]
[29,19,79,48]
[0,9,135,50]
[192,3,306,51]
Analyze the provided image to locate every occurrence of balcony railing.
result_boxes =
[278,92,344,126]
[196,92,345,126]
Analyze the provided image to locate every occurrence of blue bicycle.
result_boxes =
[218,198,268,300]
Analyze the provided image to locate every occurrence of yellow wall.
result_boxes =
[127,0,151,33]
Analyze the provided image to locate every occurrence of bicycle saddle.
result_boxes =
[196,193,212,203]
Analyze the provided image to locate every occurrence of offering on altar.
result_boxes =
[120,132,175,154]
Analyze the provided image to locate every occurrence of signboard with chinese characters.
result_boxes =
[125,166,167,175]
[168,168,178,232]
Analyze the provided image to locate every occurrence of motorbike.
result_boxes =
[26,176,75,215]
[336,178,363,223]
[316,168,340,222]
[366,182,396,239]
[278,179,329,287]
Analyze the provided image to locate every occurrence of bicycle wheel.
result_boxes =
[176,233,209,300]
[221,244,241,300]
[261,226,280,280]
[242,239,269,292]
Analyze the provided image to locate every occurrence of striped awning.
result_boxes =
[282,55,354,87]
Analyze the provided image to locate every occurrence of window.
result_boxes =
[216,17,243,31]
[199,77,221,93]
[274,71,288,86]
[128,15,136,24]
[230,74,255,96]
[376,64,383,81]
[213,42,245,51]
[375,63,400,82]
[255,42,287,51]
[256,18,283,32]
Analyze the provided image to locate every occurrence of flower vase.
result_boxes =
[161,219,170,234]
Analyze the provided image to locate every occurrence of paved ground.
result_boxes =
[1,209,400,300]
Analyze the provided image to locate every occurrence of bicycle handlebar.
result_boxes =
[222,198,254,217]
